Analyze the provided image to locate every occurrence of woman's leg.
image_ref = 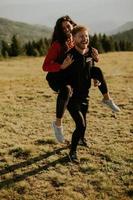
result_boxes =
[90,66,109,98]
[56,85,72,126]
[48,77,72,126]
[90,66,120,112]
[52,85,73,143]
[47,77,73,142]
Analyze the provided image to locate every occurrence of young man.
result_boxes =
[61,25,95,162]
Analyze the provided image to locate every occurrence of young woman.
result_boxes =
[42,15,120,145]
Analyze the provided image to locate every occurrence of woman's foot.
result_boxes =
[102,99,120,112]
[52,121,64,143]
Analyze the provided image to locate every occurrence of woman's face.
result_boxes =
[62,21,73,37]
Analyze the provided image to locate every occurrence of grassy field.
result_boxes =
[0,52,133,200]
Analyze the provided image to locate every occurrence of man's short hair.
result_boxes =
[72,25,89,36]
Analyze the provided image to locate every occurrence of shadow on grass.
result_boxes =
[0,146,69,189]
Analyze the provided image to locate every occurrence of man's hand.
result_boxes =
[60,54,74,70]
[91,48,99,62]
[93,79,101,87]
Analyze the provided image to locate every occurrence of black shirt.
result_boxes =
[61,47,93,99]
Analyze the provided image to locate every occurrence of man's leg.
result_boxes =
[67,99,86,162]
[78,99,89,146]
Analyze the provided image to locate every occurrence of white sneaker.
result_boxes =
[102,99,120,112]
[52,121,64,143]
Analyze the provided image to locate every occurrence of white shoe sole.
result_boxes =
[102,101,120,112]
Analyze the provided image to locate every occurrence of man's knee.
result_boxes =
[76,117,86,132]
[66,85,73,97]
[76,124,86,138]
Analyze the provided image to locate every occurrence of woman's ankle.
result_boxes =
[55,118,62,127]
[103,93,110,100]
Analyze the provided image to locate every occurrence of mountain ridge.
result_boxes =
[0,17,52,43]
[0,17,133,45]
[108,21,133,35]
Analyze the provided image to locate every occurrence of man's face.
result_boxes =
[73,30,89,50]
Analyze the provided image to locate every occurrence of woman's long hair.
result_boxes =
[51,15,77,46]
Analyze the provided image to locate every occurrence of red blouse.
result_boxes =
[42,38,74,72]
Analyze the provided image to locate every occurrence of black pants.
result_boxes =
[67,98,89,152]
[46,66,107,119]
[90,66,108,94]
[55,67,108,118]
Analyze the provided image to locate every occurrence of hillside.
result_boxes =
[0,18,52,43]
[109,21,133,35]
[112,29,133,43]
[0,52,133,200]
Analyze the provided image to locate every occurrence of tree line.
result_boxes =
[0,33,132,58]
[0,35,51,58]
[90,34,133,53]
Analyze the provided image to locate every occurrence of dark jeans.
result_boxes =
[67,97,89,152]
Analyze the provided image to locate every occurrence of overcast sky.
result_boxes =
[0,0,133,33]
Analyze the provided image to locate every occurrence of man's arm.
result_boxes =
[91,47,99,62]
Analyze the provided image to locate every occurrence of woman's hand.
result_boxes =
[91,48,99,62]
[60,54,74,70]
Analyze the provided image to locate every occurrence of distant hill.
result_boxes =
[0,18,52,44]
[112,29,133,43]
[109,21,133,35]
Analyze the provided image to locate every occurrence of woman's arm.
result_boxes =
[42,41,62,72]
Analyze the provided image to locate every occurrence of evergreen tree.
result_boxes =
[114,41,120,51]
[125,41,133,51]
[119,40,126,51]
[44,37,50,50]
[101,34,112,52]
[1,40,10,57]
[98,33,104,53]
[9,35,21,56]
[25,42,33,56]
[90,34,103,53]
[25,41,39,56]
[36,39,46,56]
[109,36,115,52]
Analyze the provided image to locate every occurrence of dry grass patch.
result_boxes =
[0,53,133,200]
